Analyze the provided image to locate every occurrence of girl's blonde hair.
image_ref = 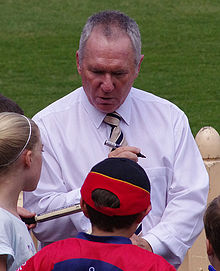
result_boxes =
[0,112,39,170]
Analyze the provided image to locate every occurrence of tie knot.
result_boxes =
[104,112,121,127]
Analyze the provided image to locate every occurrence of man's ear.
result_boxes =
[76,51,82,75]
[138,54,144,72]
[134,54,144,78]
[137,204,151,223]
[80,198,89,218]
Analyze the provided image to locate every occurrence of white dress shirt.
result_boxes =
[24,87,209,269]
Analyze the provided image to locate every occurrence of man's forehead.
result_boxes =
[84,43,135,70]
[81,27,136,67]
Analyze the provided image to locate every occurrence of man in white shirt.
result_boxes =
[24,10,209,269]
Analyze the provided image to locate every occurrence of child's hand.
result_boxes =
[17,206,36,230]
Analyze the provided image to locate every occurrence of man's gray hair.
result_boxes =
[78,10,142,66]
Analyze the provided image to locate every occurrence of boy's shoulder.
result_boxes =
[18,237,175,271]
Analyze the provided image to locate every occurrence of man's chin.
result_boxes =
[95,104,118,113]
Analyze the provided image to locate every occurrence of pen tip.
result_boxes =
[137,153,146,158]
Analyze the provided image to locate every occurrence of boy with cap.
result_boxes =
[18,158,175,270]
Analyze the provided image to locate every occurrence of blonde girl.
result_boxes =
[0,112,43,271]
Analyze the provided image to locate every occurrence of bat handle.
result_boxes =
[21,216,36,225]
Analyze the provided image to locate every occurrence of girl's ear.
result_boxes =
[24,150,32,168]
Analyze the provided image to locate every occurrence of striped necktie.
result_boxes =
[104,112,127,150]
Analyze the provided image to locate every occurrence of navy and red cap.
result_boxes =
[81,158,151,216]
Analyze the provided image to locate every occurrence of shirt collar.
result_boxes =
[81,88,132,128]
[77,232,132,245]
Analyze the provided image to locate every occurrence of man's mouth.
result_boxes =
[96,97,114,104]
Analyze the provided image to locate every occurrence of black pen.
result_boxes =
[104,140,146,158]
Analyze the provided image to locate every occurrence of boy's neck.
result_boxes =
[91,224,137,239]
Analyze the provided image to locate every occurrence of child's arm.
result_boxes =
[0,255,7,271]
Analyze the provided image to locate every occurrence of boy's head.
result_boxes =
[80,158,151,232]
[204,196,220,266]
[0,94,24,114]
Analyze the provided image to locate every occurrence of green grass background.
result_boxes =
[0,0,219,135]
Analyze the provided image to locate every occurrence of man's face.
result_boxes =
[77,28,143,113]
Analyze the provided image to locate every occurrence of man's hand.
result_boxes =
[108,146,141,162]
[130,234,153,252]
[17,206,36,230]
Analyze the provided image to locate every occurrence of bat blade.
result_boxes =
[21,203,82,224]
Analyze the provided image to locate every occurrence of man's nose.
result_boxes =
[101,73,114,92]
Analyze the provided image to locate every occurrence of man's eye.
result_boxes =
[113,72,126,77]
[92,70,104,74]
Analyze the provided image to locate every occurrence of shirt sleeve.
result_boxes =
[23,116,90,244]
[0,215,14,262]
[143,111,209,269]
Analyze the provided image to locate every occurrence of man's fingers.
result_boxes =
[108,146,141,162]
[130,234,153,252]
